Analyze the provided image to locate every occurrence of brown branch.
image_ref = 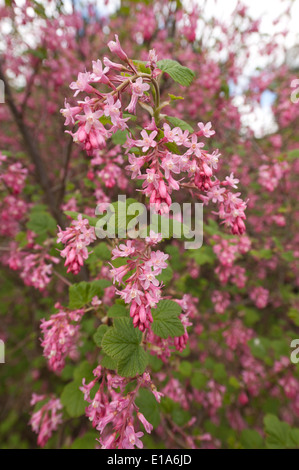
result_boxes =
[0,61,64,227]
[57,134,73,207]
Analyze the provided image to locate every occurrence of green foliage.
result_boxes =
[135,389,161,429]
[151,300,184,339]
[26,209,56,235]
[107,304,129,318]
[61,381,86,418]
[165,115,194,133]
[70,432,97,449]
[157,59,195,86]
[101,318,148,377]
[240,429,264,449]
[93,324,109,347]
[68,279,111,309]
[264,414,299,449]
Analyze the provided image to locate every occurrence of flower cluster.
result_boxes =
[57,214,96,275]
[81,366,162,449]
[0,156,28,194]
[29,394,63,447]
[110,236,168,331]
[3,239,60,291]
[40,303,84,373]
[213,235,251,286]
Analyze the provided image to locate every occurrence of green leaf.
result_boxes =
[288,308,299,327]
[151,300,184,339]
[241,429,264,449]
[157,59,195,86]
[156,266,173,284]
[168,93,184,101]
[93,325,109,347]
[171,408,191,426]
[111,130,128,145]
[287,149,299,161]
[135,389,161,429]
[179,361,192,377]
[26,211,56,235]
[61,381,86,418]
[213,363,227,381]
[70,432,97,449]
[165,115,194,133]
[264,414,291,449]
[92,242,111,261]
[69,280,111,309]
[73,361,94,383]
[187,245,215,265]
[228,376,241,389]
[102,317,148,377]
[132,60,150,74]
[191,371,207,390]
[281,251,295,262]
[101,354,117,370]
[107,304,128,318]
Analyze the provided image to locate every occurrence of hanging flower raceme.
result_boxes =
[80,367,161,449]
[57,214,96,275]
[2,239,60,291]
[29,394,63,447]
[40,303,85,373]
[110,236,168,332]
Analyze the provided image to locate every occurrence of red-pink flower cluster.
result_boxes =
[29,394,63,447]
[250,286,269,309]
[57,214,96,275]
[81,367,161,449]
[213,234,251,287]
[110,236,168,331]
[40,303,84,372]
[3,240,60,291]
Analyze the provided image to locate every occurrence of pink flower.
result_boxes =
[69,72,94,96]
[107,34,128,61]
[40,304,84,372]
[126,78,150,114]
[146,250,169,273]
[77,105,104,134]
[197,121,215,138]
[91,59,109,83]
[146,49,158,68]
[135,130,158,152]
[122,425,144,449]
[145,231,162,245]
[207,185,226,203]
[163,123,179,142]
[137,412,153,433]
[185,134,204,157]
[104,95,129,129]
[161,152,180,179]
[112,240,136,259]
[225,172,239,188]
[125,154,145,179]
[60,100,82,126]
